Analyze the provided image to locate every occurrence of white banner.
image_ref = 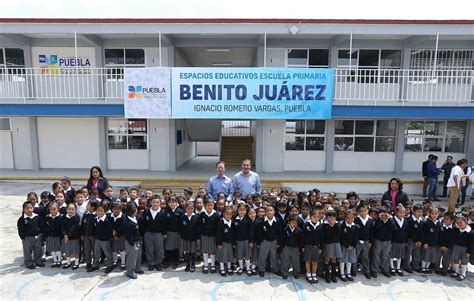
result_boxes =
[124,67,171,118]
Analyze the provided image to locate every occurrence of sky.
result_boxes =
[0,0,473,20]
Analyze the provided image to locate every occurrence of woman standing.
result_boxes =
[86,166,110,200]
[381,178,409,212]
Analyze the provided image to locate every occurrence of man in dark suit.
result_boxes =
[422,154,434,198]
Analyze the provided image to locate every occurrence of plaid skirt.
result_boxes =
[236,240,250,259]
[323,243,342,258]
[111,236,125,252]
[63,239,80,256]
[390,242,407,259]
[46,236,62,252]
[450,245,468,262]
[303,245,320,262]
[340,246,357,263]
[182,240,197,253]
[165,231,181,251]
[200,235,216,254]
[216,242,233,263]
[422,246,438,263]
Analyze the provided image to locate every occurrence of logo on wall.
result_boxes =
[38,54,91,74]
[128,85,166,99]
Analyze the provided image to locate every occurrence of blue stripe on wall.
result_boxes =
[0,104,472,119]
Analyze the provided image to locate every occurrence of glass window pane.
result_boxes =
[380,50,401,68]
[288,49,308,65]
[128,119,147,134]
[335,120,354,135]
[0,118,10,130]
[108,136,127,149]
[125,49,145,65]
[0,49,4,65]
[108,119,127,134]
[423,138,443,151]
[424,121,445,136]
[445,138,464,153]
[106,68,124,80]
[5,48,24,66]
[105,49,124,65]
[338,50,358,66]
[309,49,329,66]
[306,120,325,135]
[354,137,374,152]
[285,120,305,134]
[376,120,396,136]
[334,137,354,151]
[405,121,424,135]
[285,136,304,150]
[446,121,466,138]
[306,137,324,151]
[375,137,395,152]
[358,50,379,67]
[405,137,423,152]
[129,135,147,149]
[355,120,374,135]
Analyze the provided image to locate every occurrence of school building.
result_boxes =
[0,18,473,176]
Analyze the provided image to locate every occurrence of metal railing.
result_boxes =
[221,120,251,136]
[0,67,472,106]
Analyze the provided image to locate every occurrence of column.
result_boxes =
[394,120,406,175]
[325,119,335,173]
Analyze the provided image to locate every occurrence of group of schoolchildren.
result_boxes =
[18,177,474,283]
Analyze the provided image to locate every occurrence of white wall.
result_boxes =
[262,120,285,172]
[266,48,286,67]
[333,152,396,172]
[145,47,168,67]
[0,131,14,168]
[176,119,196,167]
[107,150,149,170]
[284,152,326,171]
[148,119,170,171]
[37,117,100,169]
[196,142,219,156]
[10,117,33,169]
[402,152,466,172]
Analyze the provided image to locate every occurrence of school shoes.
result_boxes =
[155,264,162,271]
[324,273,331,283]
[26,264,36,269]
[252,269,258,276]
[306,275,313,283]
[246,269,253,276]
[148,265,155,271]
[185,264,190,272]
[51,263,60,268]
[62,263,72,269]
[382,271,392,278]
[227,269,234,276]
[293,274,299,279]
[365,273,372,279]
[72,264,79,270]
[346,274,354,282]
[340,275,348,282]
[396,269,404,276]
[36,262,45,267]
[370,272,378,278]
[390,269,397,276]
[120,265,126,271]
[259,271,265,277]
[210,266,217,274]
[236,268,243,275]
[190,265,196,273]
[104,266,114,274]
[220,270,227,277]
[282,275,288,280]
[87,266,99,272]
[136,270,145,274]
[423,269,432,274]
[404,268,414,274]
[85,264,91,270]
[456,275,465,281]
[203,266,209,274]
[126,272,137,279]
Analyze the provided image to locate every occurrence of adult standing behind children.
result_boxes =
[422,154,434,198]
[233,159,262,199]
[207,161,233,201]
[86,166,110,200]
[381,178,409,212]
[446,159,468,213]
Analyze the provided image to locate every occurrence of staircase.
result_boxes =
[220,136,254,166]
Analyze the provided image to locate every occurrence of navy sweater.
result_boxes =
[322,222,341,244]
[124,218,141,246]
[281,225,303,248]
[407,217,423,242]
[165,207,185,232]
[179,214,201,241]
[95,216,113,241]
[81,212,96,237]
[391,218,409,244]
[110,213,127,238]
[437,224,454,248]
[302,221,323,246]
[256,218,283,244]
[339,222,360,248]
[422,219,439,246]
[61,214,81,239]
[354,216,374,243]
[373,219,394,242]
[44,215,63,238]
[142,209,167,235]
[233,216,251,241]
[17,214,43,239]
[452,227,474,254]
[198,211,220,237]
[248,218,260,244]
[216,219,234,245]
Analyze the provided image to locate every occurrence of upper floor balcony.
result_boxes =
[0,67,472,106]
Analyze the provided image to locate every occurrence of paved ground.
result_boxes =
[0,183,473,301]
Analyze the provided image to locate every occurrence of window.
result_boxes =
[405,121,466,152]
[0,48,26,77]
[285,120,325,151]
[287,49,330,68]
[107,118,148,150]
[104,48,145,80]
[335,120,396,152]
[337,49,401,83]
[0,118,11,131]
[410,49,473,70]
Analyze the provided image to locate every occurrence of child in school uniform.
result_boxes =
[370,207,394,278]
[60,176,76,205]
[450,215,474,281]
[164,196,184,269]
[81,200,98,270]
[17,201,45,269]
[74,191,88,221]
[390,205,409,276]
[256,206,282,277]
[404,204,423,273]
[421,208,440,274]
[179,201,200,272]
[110,202,127,270]
[44,202,63,267]
[55,192,68,216]
[302,208,322,284]
[280,214,303,279]
[233,203,252,276]
[143,196,167,271]
[354,204,374,279]
[339,210,359,282]
[88,205,114,274]
[198,199,219,274]
[322,209,341,283]
[61,203,81,270]
[123,203,145,279]
[216,207,235,277]
[436,212,454,276]
[247,207,260,276]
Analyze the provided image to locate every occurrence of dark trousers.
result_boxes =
[442,174,450,197]
[422,177,428,197]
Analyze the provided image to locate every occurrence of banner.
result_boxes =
[124,67,334,119]
[124,67,171,118]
